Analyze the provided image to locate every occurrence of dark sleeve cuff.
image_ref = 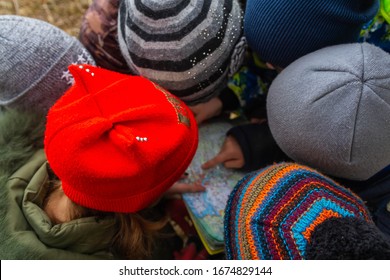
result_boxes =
[243,96,267,120]
[218,87,240,112]
[227,123,289,171]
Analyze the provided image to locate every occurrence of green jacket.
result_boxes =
[0,110,116,259]
[0,149,116,259]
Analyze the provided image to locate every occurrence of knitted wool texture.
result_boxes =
[44,64,198,213]
[0,15,95,113]
[224,163,372,260]
[244,0,379,68]
[117,0,245,105]
[267,43,390,181]
[306,217,390,259]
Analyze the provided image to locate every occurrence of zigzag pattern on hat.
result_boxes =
[118,0,244,104]
[224,163,372,260]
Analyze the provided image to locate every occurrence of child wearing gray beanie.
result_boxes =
[200,0,382,173]
[0,15,95,114]
[267,42,390,237]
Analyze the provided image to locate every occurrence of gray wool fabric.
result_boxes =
[117,0,245,105]
[267,43,390,181]
[0,15,95,114]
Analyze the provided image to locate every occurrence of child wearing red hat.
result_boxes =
[0,64,200,259]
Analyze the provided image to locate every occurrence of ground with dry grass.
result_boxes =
[0,0,91,36]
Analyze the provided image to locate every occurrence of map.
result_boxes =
[182,120,245,254]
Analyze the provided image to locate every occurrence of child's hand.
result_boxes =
[165,173,206,198]
[201,135,244,169]
[165,182,206,196]
[189,97,223,124]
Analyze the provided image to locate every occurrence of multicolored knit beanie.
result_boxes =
[223,163,390,260]
[44,64,198,213]
[244,0,379,68]
[0,15,95,114]
[117,0,245,105]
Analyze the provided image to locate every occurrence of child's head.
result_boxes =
[0,15,95,114]
[44,64,198,213]
[267,43,390,181]
[224,163,390,259]
[117,0,245,105]
[244,0,379,68]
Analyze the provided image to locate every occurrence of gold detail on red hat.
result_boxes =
[153,83,190,127]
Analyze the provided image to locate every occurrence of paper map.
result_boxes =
[182,120,245,254]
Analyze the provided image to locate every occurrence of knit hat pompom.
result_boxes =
[267,43,390,181]
[244,0,379,68]
[44,64,198,213]
[118,0,245,105]
[306,217,390,260]
[0,15,95,113]
[224,163,372,260]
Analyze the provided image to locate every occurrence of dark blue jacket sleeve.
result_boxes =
[227,122,289,171]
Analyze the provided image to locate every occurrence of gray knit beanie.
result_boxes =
[0,16,95,114]
[117,0,245,105]
[267,43,390,181]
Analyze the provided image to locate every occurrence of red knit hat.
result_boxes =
[44,64,198,213]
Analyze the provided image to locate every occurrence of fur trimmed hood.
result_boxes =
[0,108,45,180]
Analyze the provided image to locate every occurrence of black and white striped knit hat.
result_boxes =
[118,0,245,105]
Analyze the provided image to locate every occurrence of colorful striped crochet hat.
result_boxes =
[117,0,245,105]
[224,163,376,260]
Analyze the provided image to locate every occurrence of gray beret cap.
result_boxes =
[0,15,95,114]
[267,43,390,181]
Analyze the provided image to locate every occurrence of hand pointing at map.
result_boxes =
[202,135,245,170]
[164,173,206,198]
[166,181,206,196]
[182,120,246,254]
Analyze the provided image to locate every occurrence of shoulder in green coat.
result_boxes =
[0,150,117,259]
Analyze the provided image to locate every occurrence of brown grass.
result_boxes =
[0,0,92,36]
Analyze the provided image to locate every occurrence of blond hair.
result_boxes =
[43,180,168,259]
